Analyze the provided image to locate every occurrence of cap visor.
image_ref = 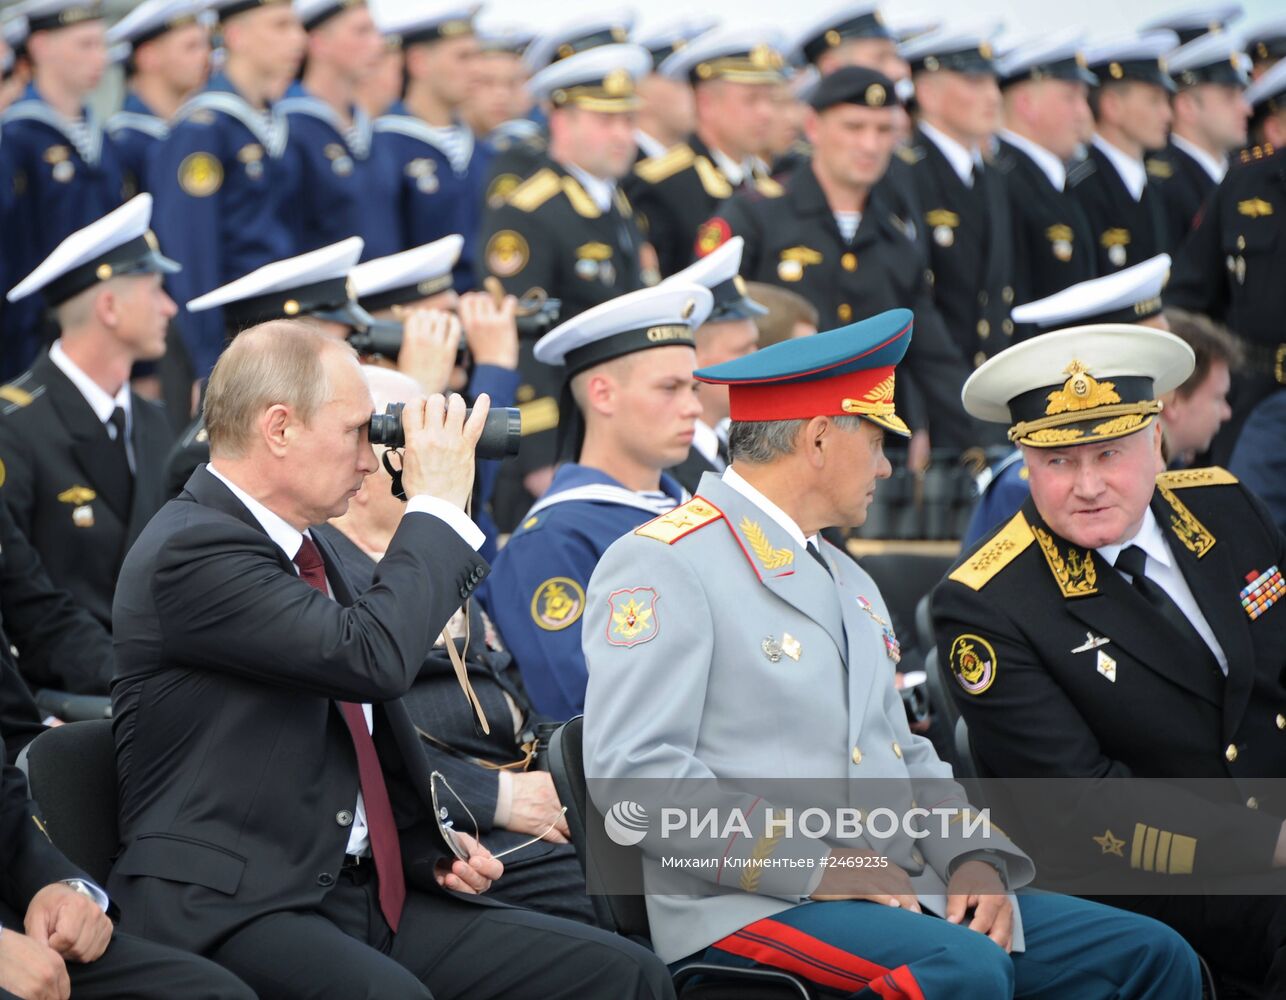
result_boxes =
[314,300,378,332]
[712,298,770,320]
[865,412,911,437]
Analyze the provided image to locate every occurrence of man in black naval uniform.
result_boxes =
[478,43,651,517]
[1146,31,1252,245]
[627,28,788,277]
[933,324,1286,994]
[1166,63,1286,461]
[1069,33,1175,272]
[899,29,1017,372]
[0,194,177,632]
[697,67,980,452]
[993,38,1100,316]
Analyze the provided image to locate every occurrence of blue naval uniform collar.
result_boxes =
[122,91,157,116]
[4,83,104,165]
[279,82,371,158]
[548,462,684,502]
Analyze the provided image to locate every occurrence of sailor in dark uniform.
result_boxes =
[992,37,1100,315]
[0,195,179,630]
[934,321,1286,996]
[104,0,211,197]
[0,0,124,379]
[1146,30,1251,245]
[1246,15,1286,78]
[631,18,713,162]
[1068,33,1177,271]
[626,28,788,277]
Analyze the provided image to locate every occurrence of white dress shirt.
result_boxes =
[206,463,486,854]
[1098,507,1228,673]
[634,129,669,160]
[999,128,1068,191]
[564,163,617,214]
[722,466,819,550]
[49,341,134,471]
[919,121,982,187]
[709,146,754,187]
[1170,133,1227,184]
[1092,134,1147,202]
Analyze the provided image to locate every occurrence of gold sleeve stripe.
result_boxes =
[1131,823,1196,875]
[1131,822,1145,871]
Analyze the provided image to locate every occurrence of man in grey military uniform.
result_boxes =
[582,308,1199,998]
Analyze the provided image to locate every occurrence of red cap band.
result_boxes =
[727,365,897,421]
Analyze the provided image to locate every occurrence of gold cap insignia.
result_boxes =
[865,83,887,106]
[681,298,696,320]
[603,68,632,97]
[1045,361,1121,415]
[96,263,114,281]
[283,300,301,316]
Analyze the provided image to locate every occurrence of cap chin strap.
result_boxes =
[1008,400,1162,444]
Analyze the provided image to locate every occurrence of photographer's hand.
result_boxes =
[399,393,491,509]
[459,291,519,369]
[396,308,462,395]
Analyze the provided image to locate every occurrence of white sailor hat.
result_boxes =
[900,25,1002,76]
[1246,58,1286,114]
[1245,15,1286,66]
[350,235,462,312]
[379,1,477,46]
[528,43,650,112]
[475,22,536,56]
[788,3,891,68]
[1083,31,1180,91]
[962,323,1194,447]
[534,282,712,375]
[1167,29,1250,88]
[187,237,375,332]
[1012,254,1171,330]
[293,0,374,32]
[204,0,293,23]
[659,26,788,85]
[13,0,103,34]
[635,17,718,71]
[996,32,1097,88]
[521,11,634,74]
[8,194,180,306]
[664,237,766,322]
[2,14,30,52]
[886,12,941,46]
[1140,4,1243,47]
[108,0,204,48]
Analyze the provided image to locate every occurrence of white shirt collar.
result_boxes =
[563,162,616,213]
[1000,128,1067,191]
[633,129,669,160]
[709,146,751,187]
[721,466,817,549]
[206,463,307,562]
[1170,133,1227,184]
[919,120,980,187]
[1092,134,1147,201]
[691,419,723,467]
[48,341,130,427]
[1096,506,1171,571]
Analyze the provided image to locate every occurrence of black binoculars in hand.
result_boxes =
[368,402,522,460]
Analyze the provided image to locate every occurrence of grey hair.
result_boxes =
[728,414,865,463]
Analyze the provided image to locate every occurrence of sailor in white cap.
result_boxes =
[662,237,764,491]
[371,3,488,283]
[106,0,212,197]
[1245,56,1286,147]
[936,309,1286,998]
[148,0,306,380]
[1146,29,1252,243]
[1067,31,1179,272]
[1245,14,1286,77]
[965,253,1174,544]
[478,281,712,721]
[0,194,179,629]
[462,23,536,143]
[994,34,1100,303]
[632,17,716,160]
[1140,3,1244,47]
[628,27,787,275]
[788,2,902,79]
[0,0,122,379]
[278,0,387,256]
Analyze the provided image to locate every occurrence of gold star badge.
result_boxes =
[1093,829,1125,857]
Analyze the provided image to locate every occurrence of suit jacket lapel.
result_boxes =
[1151,491,1254,740]
[126,396,162,543]
[182,465,297,577]
[41,356,133,523]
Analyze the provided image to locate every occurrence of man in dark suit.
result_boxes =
[0,195,177,632]
[109,321,670,999]
[934,324,1286,993]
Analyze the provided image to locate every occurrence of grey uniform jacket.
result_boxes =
[582,472,1033,963]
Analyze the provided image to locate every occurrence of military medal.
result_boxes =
[52,160,75,183]
[72,504,94,528]
[1108,244,1127,267]
[857,596,901,663]
[1071,632,1110,653]
[1096,650,1117,682]
[1240,566,1284,621]
[933,225,954,247]
[762,636,783,662]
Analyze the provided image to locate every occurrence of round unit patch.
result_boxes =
[179,152,223,197]
[486,230,530,278]
[950,634,998,695]
[531,577,586,631]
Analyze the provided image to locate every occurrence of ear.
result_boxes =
[802,108,821,146]
[803,415,830,468]
[92,286,119,331]
[583,370,616,417]
[261,403,293,457]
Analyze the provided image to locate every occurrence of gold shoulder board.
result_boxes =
[693,157,734,199]
[0,385,33,408]
[948,511,1034,591]
[634,498,724,544]
[634,144,696,184]
[1156,466,1238,489]
[754,175,784,198]
[508,169,561,212]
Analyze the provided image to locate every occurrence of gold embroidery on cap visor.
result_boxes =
[549,70,640,111]
[693,45,787,83]
[1007,360,1161,448]
[840,373,911,436]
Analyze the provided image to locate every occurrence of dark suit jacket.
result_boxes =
[1068,143,1170,273]
[1148,140,1217,248]
[108,465,489,954]
[933,470,1286,883]
[0,352,175,630]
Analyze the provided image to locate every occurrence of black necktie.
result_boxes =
[108,406,129,470]
[1114,545,1221,676]
[806,540,831,577]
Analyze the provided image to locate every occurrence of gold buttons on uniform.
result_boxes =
[841,253,858,271]
[974,351,987,368]
[838,304,853,321]
[892,741,902,758]
[977,319,990,339]
[1002,286,1014,304]
[977,291,989,306]
[1002,319,1014,335]
[1237,235,1246,250]
[1248,797,1260,810]
[851,746,863,765]
[1276,713,1285,729]
[1225,744,1239,762]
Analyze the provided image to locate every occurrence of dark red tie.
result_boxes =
[294,535,406,932]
